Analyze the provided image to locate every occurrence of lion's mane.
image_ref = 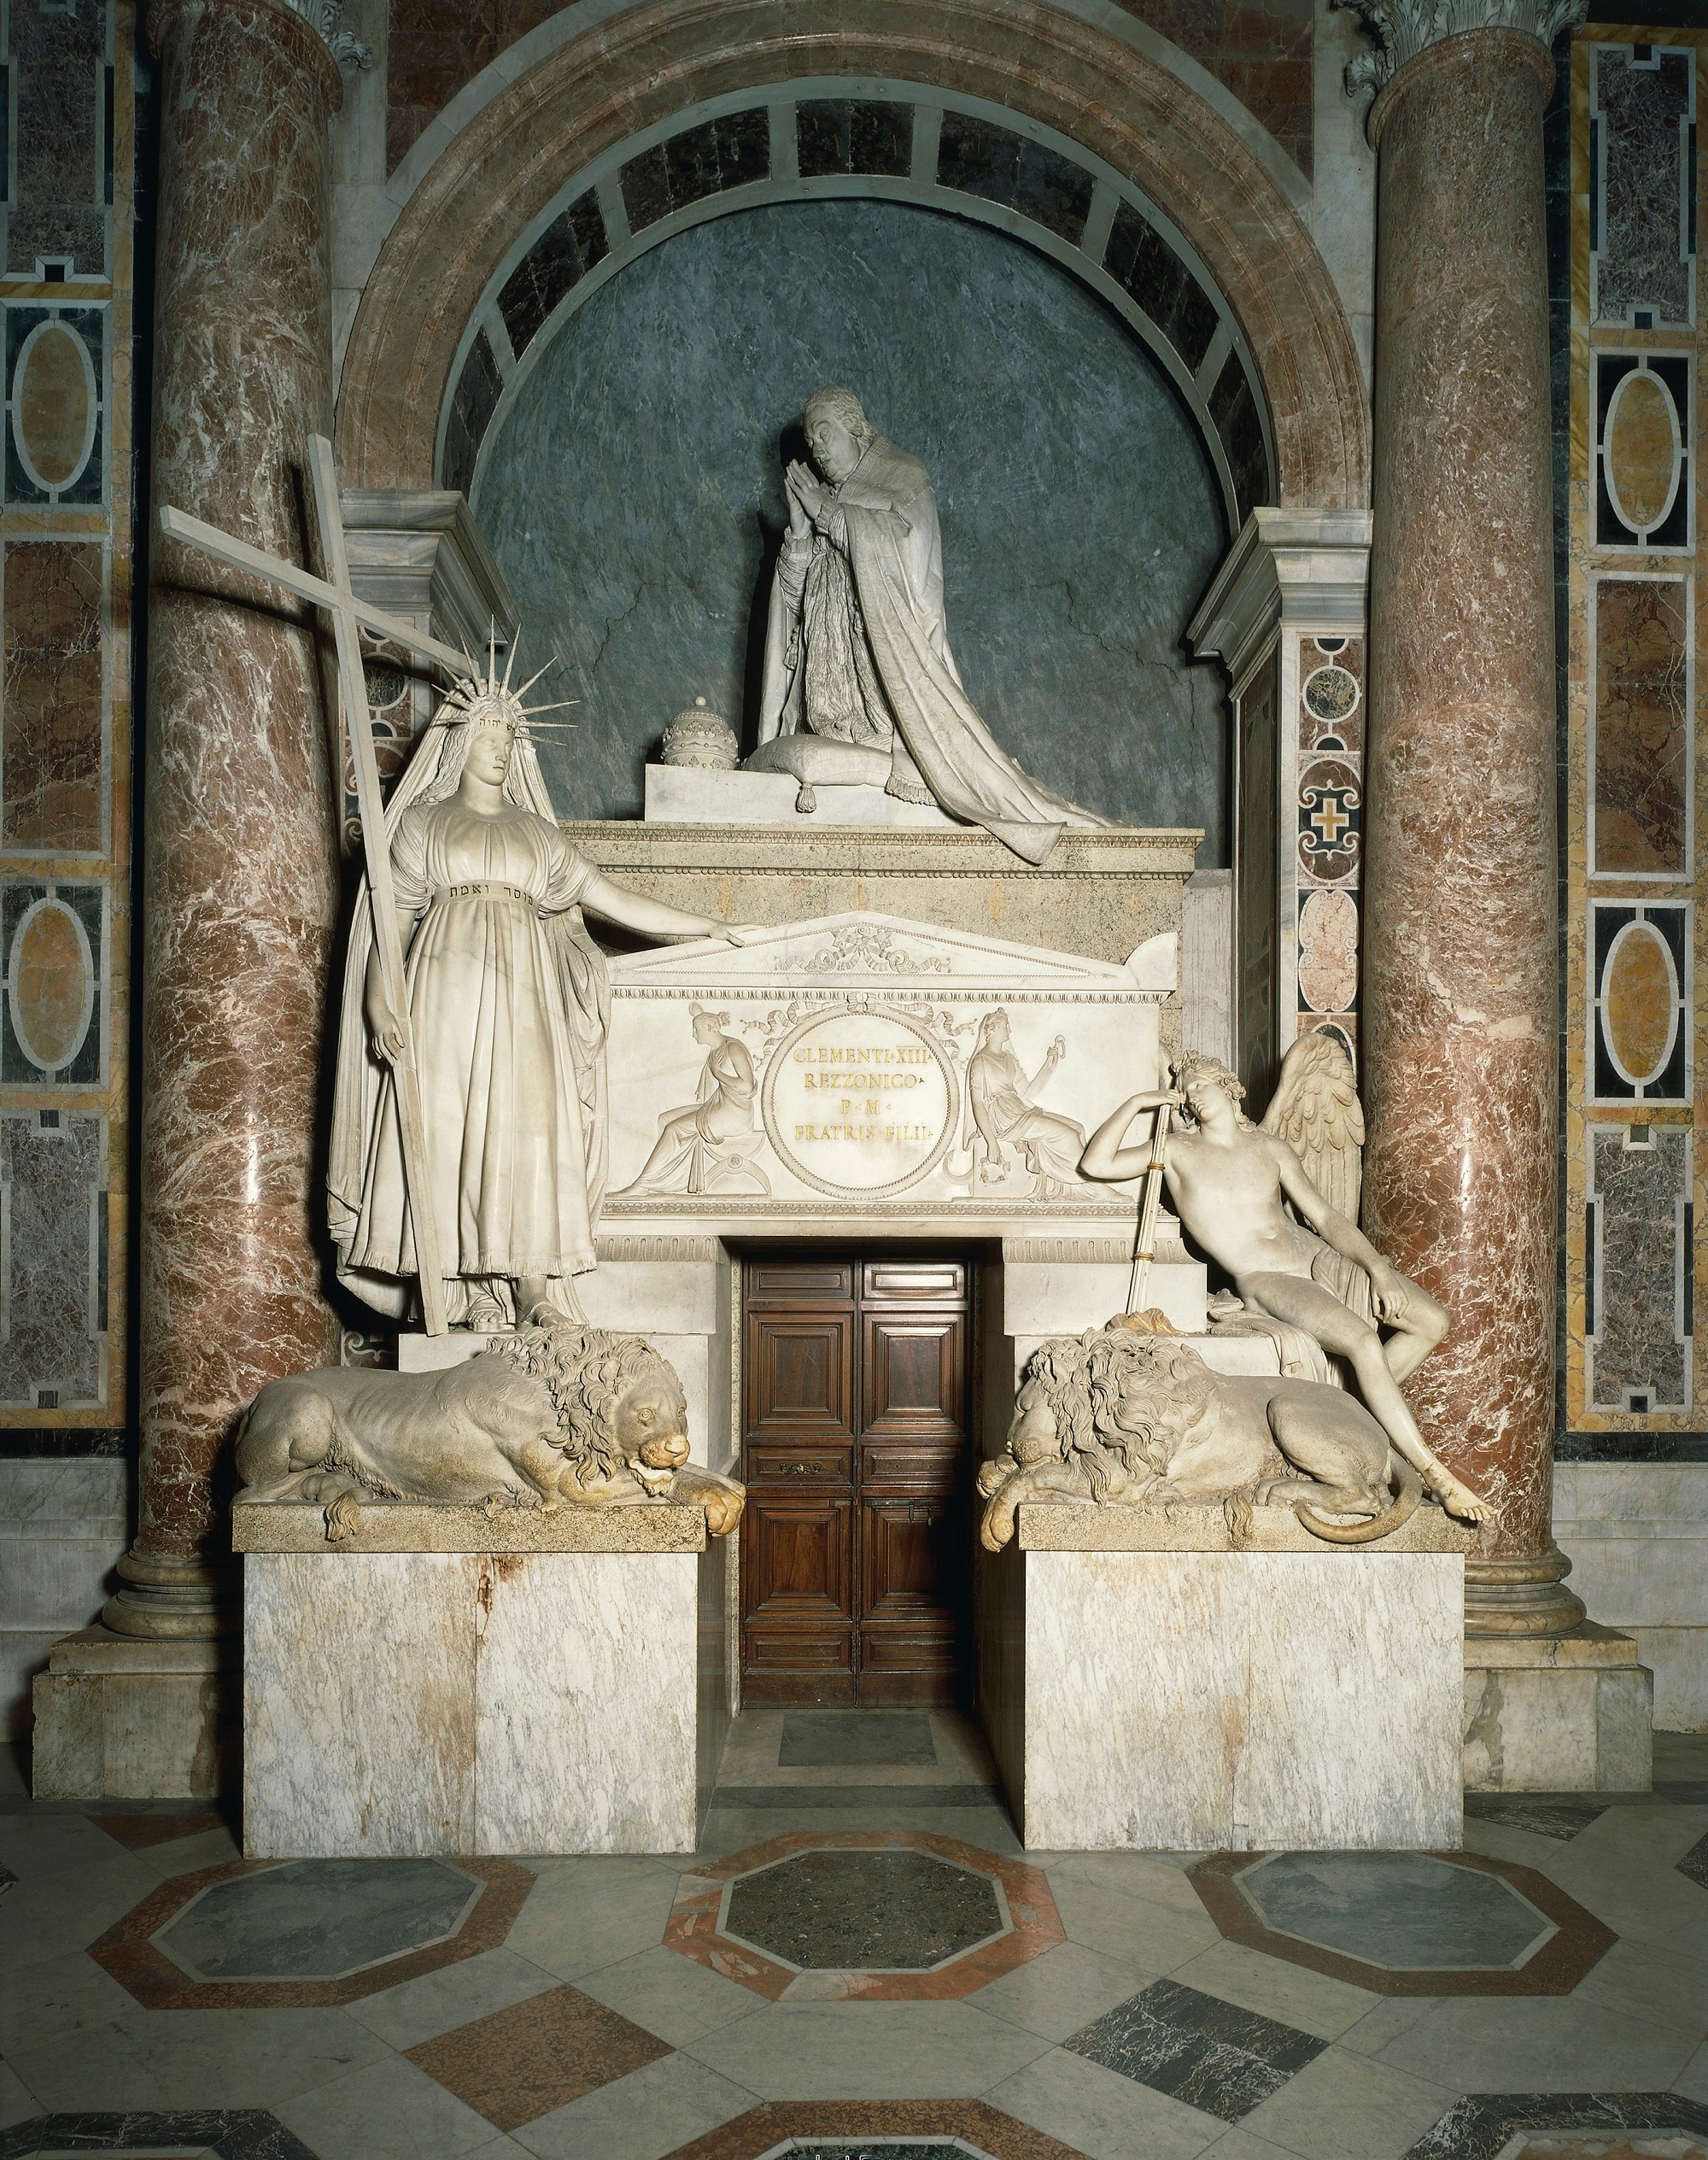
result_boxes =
[1017,1327,1220,1498]
[484,1325,686,1490]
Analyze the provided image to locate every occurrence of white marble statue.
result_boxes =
[965,1009,1086,1198]
[748,385,1112,864]
[328,663,759,1328]
[235,1323,746,1540]
[1079,1034,1490,1526]
[979,1325,1434,1550]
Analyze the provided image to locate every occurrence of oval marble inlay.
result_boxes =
[9,897,94,1072]
[1605,369,1680,536]
[11,321,96,493]
[1303,665,1359,724]
[1602,919,1677,1086]
[1297,887,1360,1014]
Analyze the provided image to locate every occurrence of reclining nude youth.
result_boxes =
[1078,1051,1489,1527]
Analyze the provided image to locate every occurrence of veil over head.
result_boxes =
[327,693,611,1318]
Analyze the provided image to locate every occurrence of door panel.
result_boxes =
[862,1259,966,1302]
[741,1250,973,1706]
[749,1261,856,1305]
[747,1314,854,1439]
[862,1314,963,1437]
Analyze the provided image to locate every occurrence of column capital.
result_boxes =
[1336,0,1585,101]
[283,0,373,74]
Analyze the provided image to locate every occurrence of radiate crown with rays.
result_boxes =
[434,627,579,740]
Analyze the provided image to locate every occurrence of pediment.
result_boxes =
[608,912,1147,991]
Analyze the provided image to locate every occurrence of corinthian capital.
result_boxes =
[281,0,373,72]
[1335,0,1586,94]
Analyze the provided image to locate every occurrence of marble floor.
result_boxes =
[0,1714,1705,2160]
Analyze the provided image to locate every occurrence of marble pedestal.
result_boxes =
[980,1504,1471,1851]
[32,1628,234,1799]
[235,1501,728,1859]
[1463,1625,1652,1793]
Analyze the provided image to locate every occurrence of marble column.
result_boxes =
[1351,0,1584,1636]
[108,0,344,1636]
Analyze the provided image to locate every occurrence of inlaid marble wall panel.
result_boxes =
[3,303,106,508]
[1565,28,1705,1460]
[2,0,112,280]
[1294,634,1362,1068]
[1587,1126,1691,1413]
[0,0,132,1453]
[0,1107,107,1409]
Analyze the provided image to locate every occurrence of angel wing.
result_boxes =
[1260,1031,1365,1224]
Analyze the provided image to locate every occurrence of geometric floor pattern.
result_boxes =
[1188,1846,1619,1994]
[2,1714,1705,2160]
[664,1829,1063,2001]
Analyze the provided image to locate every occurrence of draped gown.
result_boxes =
[340,796,604,1295]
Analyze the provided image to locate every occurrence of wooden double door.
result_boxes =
[740,1250,975,1706]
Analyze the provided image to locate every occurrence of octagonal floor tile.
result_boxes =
[88,1855,535,2009]
[665,1832,1062,2003]
[1188,1848,1616,1996]
[1237,1853,1554,1970]
[155,1858,484,1981]
[722,1847,1008,1974]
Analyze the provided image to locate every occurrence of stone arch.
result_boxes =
[336,0,1370,514]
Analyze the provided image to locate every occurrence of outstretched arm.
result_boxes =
[1079,1091,1180,1184]
[581,872,759,946]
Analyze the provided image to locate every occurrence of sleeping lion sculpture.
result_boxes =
[978,1325,1443,1553]
[236,1322,745,1541]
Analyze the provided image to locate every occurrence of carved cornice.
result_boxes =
[1335,0,1586,95]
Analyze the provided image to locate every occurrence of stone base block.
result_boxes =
[1464,1624,1652,1791]
[243,1536,727,1858]
[31,1627,233,1799]
[980,1539,1464,1850]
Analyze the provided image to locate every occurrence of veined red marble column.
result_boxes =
[1355,4,1584,1636]
[107,0,343,1636]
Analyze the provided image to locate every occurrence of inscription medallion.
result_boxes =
[762,1004,956,1197]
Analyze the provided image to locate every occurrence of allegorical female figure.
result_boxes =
[967,1009,1086,1199]
[329,666,755,1329]
[613,1007,760,1197]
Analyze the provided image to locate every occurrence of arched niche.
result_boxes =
[437,82,1269,533]
[336,0,1370,515]
[475,193,1234,835]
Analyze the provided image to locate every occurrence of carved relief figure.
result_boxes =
[749,385,1110,864]
[613,1006,767,1197]
[965,1010,1087,1199]
[236,1324,745,1540]
[329,669,757,1329]
[1079,1036,1489,1525]
[978,1326,1429,1550]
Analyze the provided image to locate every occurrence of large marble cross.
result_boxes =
[160,436,459,1332]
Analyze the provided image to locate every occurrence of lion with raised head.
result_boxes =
[978,1326,1423,1551]
[236,1323,745,1541]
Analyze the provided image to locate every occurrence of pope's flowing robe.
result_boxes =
[758,433,1109,865]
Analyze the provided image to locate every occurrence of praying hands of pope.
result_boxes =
[785,460,831,539]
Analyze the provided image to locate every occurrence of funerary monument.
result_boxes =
[25,0,1666,1838]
